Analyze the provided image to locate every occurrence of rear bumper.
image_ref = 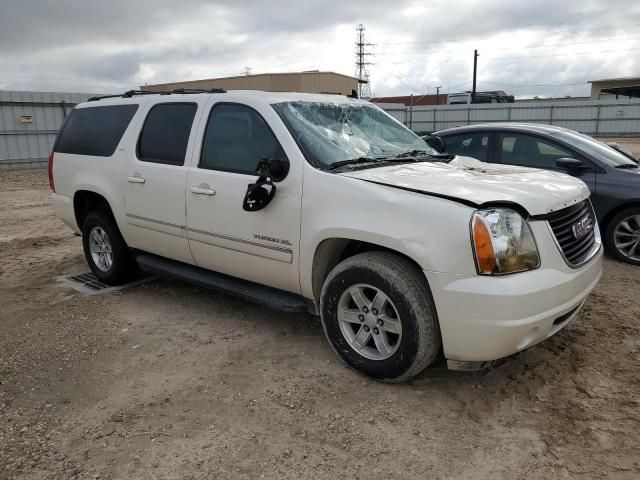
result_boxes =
[51,192,80,234]
[424,246,602,363]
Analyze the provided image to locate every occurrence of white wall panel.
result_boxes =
[377,99,640,136]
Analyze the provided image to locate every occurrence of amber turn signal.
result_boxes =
[472,215,497,274]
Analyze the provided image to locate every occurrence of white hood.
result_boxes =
[339,156,590,216]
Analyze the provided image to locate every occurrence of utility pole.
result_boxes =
[435,86,442,105]
[409,93,414,130]
[355,24,374,98]
[472,49,479,103]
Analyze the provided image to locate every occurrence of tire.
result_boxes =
[82,211,137,285]
[604,207,640,266]
[320,251,441,382]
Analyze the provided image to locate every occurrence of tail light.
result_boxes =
[48,152,55,192]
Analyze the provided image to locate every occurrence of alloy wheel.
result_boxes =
[337,283,403,361]
[88,226,113,272]
[613,215,640,261]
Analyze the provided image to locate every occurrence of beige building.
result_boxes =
[589,76,640,99]
[141,71,362,96]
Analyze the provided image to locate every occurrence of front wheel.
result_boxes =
[320,251,441,382]
[605,207,640,266]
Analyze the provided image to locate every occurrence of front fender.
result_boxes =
[299,170,478,299]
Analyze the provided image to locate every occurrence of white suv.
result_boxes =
[50,89,602,382]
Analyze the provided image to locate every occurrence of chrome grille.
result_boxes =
[546,200,597,267]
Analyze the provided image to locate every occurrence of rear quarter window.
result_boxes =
[54,104,138,157]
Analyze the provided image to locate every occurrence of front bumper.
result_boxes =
[424,245,602,364]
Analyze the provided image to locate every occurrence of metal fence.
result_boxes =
[0,90,96,169]
[3,91,638,169]
[376,99,640,136]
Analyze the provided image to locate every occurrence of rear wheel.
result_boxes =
[605,207,640,266]
[320,251,441,382]
[82,211,137,285]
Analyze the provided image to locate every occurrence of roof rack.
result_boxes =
[171,88,227,94]
[88,90,157,102]
[88,87,226,102]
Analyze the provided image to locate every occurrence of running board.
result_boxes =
[134,252,311,313]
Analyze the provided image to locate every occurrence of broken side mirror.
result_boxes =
[243,180,276,211]
[423,134,446,153]
[242,158,288,212]
[266,157,290,182]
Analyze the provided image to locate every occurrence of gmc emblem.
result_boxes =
[572,216,592,240]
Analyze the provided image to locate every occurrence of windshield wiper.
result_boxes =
[395,150,455,161]
[395,149,431,158]
[427,152,456,161]
[615,163,639,169]
[328,152,454,171]
[327,157,389,170]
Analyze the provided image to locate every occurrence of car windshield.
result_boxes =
[272,101,436,168]
[551,130,637,168]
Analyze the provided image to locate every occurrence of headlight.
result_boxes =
[471,208,540,275]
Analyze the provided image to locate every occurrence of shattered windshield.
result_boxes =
[272,101,436,169]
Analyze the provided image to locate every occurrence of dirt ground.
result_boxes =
[1,168,639,480]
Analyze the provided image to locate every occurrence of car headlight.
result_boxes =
[471,208,540,275]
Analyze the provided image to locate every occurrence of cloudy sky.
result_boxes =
[1,0,639,98]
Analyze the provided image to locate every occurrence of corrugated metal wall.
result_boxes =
[375,99,640,136]
[0,90,96,168]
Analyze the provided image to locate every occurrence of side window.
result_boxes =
[200,103,287,175]
[500,134,571,169]
[55,105,138,157]
[444,133,490,161]
[138,103,197,165]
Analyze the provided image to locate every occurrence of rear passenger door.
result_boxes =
[124,100,203,264]
[185,100,303,294]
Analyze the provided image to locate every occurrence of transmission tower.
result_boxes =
[355,24,373,98]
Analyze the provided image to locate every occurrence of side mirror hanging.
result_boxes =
[242,158,280,212]
[266,157,290,182]
[423,134,446,153]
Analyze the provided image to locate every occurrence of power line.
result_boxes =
[479,80,589,88]
[488,34,640,51]
[379,23,640,47]
[377,70,424,93]
[489,47,640,61]
[375,34,640,57]
[381,46,640,66]
[448,81,471,91]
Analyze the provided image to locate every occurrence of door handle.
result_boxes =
[127,175,146,184]
[190,185,216,196]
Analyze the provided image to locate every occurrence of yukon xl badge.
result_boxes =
[253,234,292,246]
[572,216,592,240]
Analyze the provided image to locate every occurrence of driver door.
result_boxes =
[185,99,303,294]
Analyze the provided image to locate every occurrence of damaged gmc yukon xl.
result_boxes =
[50,90,602,382]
